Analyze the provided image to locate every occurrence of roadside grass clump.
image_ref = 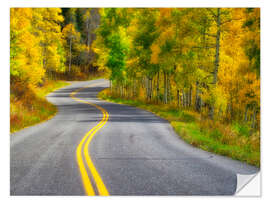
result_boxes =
[10,80,69,133]
[232,122,250,137]
[98,88,260,167]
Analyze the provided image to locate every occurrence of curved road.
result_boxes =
[10,79,258,195]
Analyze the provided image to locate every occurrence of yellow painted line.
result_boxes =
[83,111,109,196]
[70,83,110,196]
[75,126,100,196]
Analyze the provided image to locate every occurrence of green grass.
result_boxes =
[171,121,259,166]
[98,89,260,167]
[10,80,70,133]
[232,122,250,137]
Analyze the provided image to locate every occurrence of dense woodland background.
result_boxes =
[10,8,102,132]
[10,8,260,165]
[95,8,260,129]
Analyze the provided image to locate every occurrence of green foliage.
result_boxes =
[94,8,260,131]
[95,8,130,83]
[242,8,260,77]
[106,33,128,81]
[209,129,223,140]
[178,111,196,122]
[232,122,250,137]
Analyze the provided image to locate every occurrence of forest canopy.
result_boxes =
[10,8,100,91]
[93,8,260,129]
[10,8,260,130]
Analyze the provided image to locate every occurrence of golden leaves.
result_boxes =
[150,43,161,64]
[11,8,66,86]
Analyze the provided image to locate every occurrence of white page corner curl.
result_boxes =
[235,172,260,196]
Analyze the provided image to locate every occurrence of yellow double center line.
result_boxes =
[70,83,109,196]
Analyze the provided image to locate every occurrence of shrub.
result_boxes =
[232,122,250,137]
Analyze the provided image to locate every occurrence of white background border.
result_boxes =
[2,0,269,202]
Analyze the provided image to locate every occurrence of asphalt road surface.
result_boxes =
[10,79,259,196]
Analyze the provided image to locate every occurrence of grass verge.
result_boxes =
[98,88,260,167]
[10,80,69,133]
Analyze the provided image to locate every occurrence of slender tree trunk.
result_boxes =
[149,78,152,101]
[244,105,249,122]
[147,77,150,101]
[87,21,92,65]
[182,89,185,108]
[134,79,136,98]
[167,73,170,104]
[230,98,234,121]
[110,80,112,93]
[186,90,189,107]
[195,82,200,111]
[180,90,183,108]
[213,8,221,85]
[69,38,72,73]
[200,96,203,113]
[218,106,222,120]
[177,89,180,107]
[164,72,167,104]
[42,46,48,77]
[132,78,135,98]
[120,85,122,98]
[251,107,257,129]
[87,20,91,50]
[189,86,192,107]
[146,77,149,101]
[150,78,152,101]
[156,71,160,103]
[209,8,221,119]
[186,91,188,107]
